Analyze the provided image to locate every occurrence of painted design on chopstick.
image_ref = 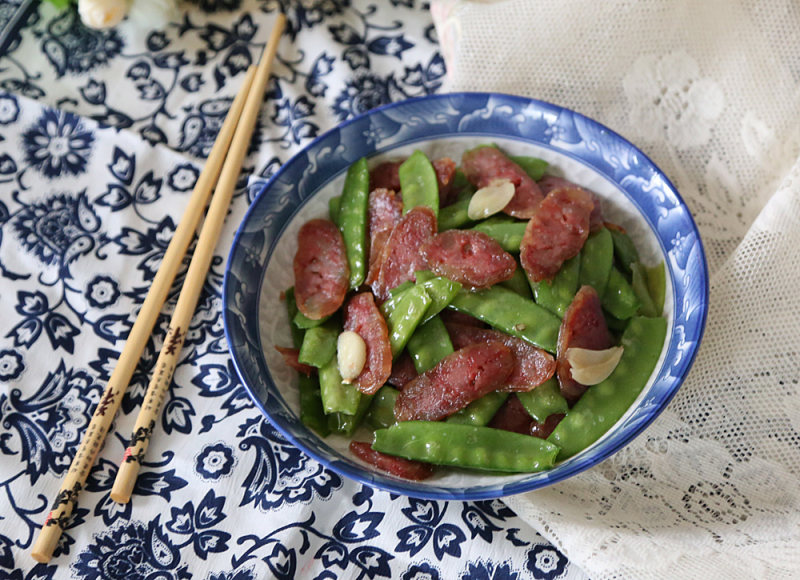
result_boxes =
[163,326,184,356]
[123,419,156,464]
[95,388,117,417]
[44,481,83,529]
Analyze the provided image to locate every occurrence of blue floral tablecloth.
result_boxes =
[0,2,587,578]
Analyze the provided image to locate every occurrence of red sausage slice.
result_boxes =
[371,206,437,301]
[394,341,514,422]
[293,218,349,319]
[446,322,555,392]
[557,285,613,404]
[538,175,605,232]
[530,413,565,439]
[370,161,402,192]
[349,441,434,481]
[274,346,316,377]
[387,351,418,388]
[421,230,517,290]
[461,147,544,218]
[487,395,534,435]
[433,157,457,206]
[344,293,392,395]
[520,187,594,283]
[365,188,403,288]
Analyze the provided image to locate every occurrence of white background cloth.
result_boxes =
[431,0,800,578]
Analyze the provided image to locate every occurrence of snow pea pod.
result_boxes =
[319,353,362,416]
[372,422,560,472]
[448,286,561,353]
[579,227,613,297]
[364,386,399,430]
[530,254,580,318]
[500,265,533,300]
[446,392,509,426]
[603,266,641,320]
[608,226,639,274]
[298,318,339,368]
[516,378,568,423]
[284,287,304,348]
[548,316,666,459]
[438,196,473,230]
[415,272,462,322]
[329,195,342,226]
[631,262,658,317]
[508,155,548,181]
[293,309,331,330]
[299,374,331,437]
[399,150,439,218]
[383,285,432,358]
[471,220,527,253]
[338,157,370,288]
[406,315,454,374]
[328,394,373,435]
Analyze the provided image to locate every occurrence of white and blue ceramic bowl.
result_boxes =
[223,93,708,500]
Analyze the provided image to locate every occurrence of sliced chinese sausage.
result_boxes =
[369,160,402,192]
[538,175,604,232]
[293,218,349,319]
[488,395,534,435]
[349,441,434,481]
[343,293,392,395]
[371,206,437,301]
[557,285,613,404]
[445,322,555,392]
[394,341,514,422]
[274,346,315,377]
[461,147,544,218]
[439,309,487,328]
[387,351,418,388]
[433,157,457,206]
[421,230,516,290]
[365,188,403,288]
[520,187,594,283]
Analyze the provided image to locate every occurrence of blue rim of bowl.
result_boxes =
[223,92,709,500]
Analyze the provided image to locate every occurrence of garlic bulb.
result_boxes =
[337,331,367,384]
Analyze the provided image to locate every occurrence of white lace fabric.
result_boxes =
[431,1,800,578]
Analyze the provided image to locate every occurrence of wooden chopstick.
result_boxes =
[108,13,286,505]
[30,63,259,566]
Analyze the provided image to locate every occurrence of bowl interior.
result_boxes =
[223,93,708,500]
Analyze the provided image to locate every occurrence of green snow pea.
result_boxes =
[415,272,462,322]
[438,196,474,230]
[500,265,533,300]
[293,310,331,330]
[516,378,568,423]
[383,285,432,358]
[299,374,331,437]
[646,261,666,315]
[452,169,474,195]
[373,422,560,472]
[329,195,342,226]
[406,315,454,374]
[579,227,614,297]
[548,316,667,459]
[471,220,527,252]
[399,150,439,218]
[338,157,370,288]
[530,254,580,318]
[608,226,639,274]
[328,394,373,435]
[364,386,399,430]
[446,392,509,426]
[298,318,339,368]
[319,354,362,416]
[509,155,548,181]
[603,266,641,320]
[283,287,304,348]
[631,262,658,318]
[448,286,561,353]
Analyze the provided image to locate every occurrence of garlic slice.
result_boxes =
[337,331,367,384]
[467,178,516,220]
[566,346,624,385]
